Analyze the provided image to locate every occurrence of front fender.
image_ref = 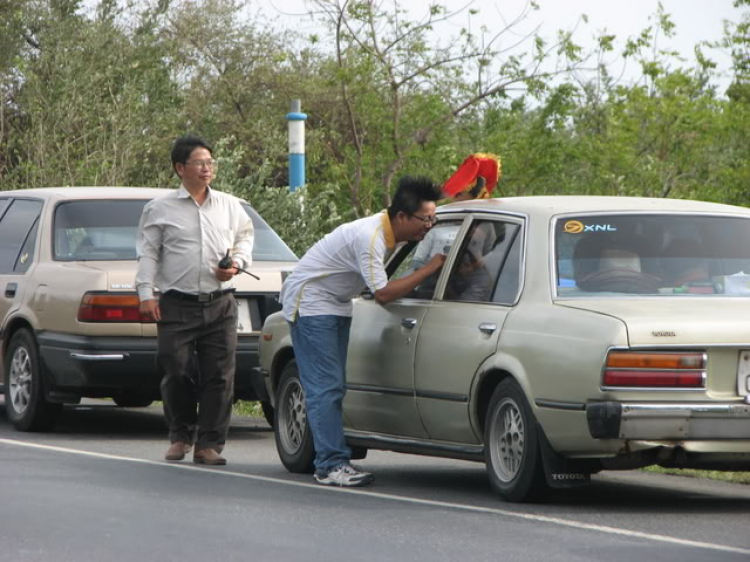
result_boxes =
[258,311,295,407]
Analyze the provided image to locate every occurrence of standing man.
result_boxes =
[136,136,254,466]
[280,176,446,487]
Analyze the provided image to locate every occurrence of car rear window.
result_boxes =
[54,199,298,262]
[555,214,750,297]
[54,200,146,260]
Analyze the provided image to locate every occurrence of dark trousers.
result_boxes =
[157,292,238,451]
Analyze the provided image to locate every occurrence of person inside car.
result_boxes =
[446,222,496,302]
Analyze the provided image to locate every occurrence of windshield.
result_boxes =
[54,199,298,262]
[555,214,750,297]
[241,204,297,262]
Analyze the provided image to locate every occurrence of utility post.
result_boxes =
[286,99,307,191]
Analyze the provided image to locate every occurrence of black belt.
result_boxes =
[164,289,235,303]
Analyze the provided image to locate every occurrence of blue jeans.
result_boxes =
[289,315,352,474]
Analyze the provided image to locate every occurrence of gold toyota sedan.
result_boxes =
[0,187,297,432]
[256,196,750,501]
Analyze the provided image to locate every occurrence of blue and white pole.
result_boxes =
[287,99,307,192]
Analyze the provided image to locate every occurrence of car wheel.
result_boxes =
[113,393,154,408]
[274,359,315,473]
[4,329,62,432]
[260,401,275,428]
[484,378,547,502]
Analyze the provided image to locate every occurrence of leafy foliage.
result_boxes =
[1,0,750,254]
[211,139,343,256]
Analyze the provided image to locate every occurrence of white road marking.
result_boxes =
[2,437,749,556]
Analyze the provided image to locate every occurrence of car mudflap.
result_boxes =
[538,424,592,489]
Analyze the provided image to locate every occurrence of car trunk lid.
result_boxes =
[556,298,750,346]
[557,298,750,398]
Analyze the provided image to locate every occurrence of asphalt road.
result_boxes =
[1,397,749,562]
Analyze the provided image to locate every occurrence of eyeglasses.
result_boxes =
[411,213,438,226]
[185,159,218,169]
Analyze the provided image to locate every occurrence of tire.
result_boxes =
[4,329,62,432]
[273,359,315,473]
[484,378,547,502]
[113,393,154,408]
[260,401,275,428]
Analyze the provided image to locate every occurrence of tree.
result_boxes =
[722,0,750,103]
[303,0,589,215]
[163,0,302,185]
[3,0,181,188]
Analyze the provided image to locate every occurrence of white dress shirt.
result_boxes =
[136,185,254,301]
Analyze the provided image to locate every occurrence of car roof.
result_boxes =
[0,186,253,206]
[437,195,750,219]
[0,187,169,201]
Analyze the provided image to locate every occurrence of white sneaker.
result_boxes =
[314,464,374,487]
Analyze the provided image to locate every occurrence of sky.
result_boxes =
[260,0,744,84]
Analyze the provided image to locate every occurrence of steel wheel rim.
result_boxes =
[489,397,525,482]
[9,346,32,415]
[278,378,307,454]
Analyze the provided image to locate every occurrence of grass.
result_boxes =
[643,466,750,485]
[232,400,265,418]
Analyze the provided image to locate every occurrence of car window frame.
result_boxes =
[379,210,527,305]
[0,197,44,275]
[14,215,41,273]
[0,198,12,222]
[384,217,468,301]
[441,214,525,306]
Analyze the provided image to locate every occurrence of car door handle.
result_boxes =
[401,318,417,329]
[478,322,497,334]
[5,283,17,298]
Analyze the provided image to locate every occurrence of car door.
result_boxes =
[344,219,465,437]
[414,216,524,443]
[0,197,44,336]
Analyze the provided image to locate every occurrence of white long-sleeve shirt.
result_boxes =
[136,185,254,301]
[280,213,395,321]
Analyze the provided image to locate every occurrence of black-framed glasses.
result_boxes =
[185,159,218,169]
[412,213,438,225]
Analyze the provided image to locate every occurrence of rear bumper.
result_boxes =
[587,401,750,440]
[36,331,260,401]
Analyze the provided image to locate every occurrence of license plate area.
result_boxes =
[237,298,261,334]
[738,350,750,396]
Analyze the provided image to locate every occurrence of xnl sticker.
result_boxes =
[563,220,584,233]
[563,220,618,234]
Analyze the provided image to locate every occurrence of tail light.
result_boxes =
[78,293,154,323]
[603,351,706,388]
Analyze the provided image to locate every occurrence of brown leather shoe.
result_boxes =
[193,448,227,466]
[164,441,192,461]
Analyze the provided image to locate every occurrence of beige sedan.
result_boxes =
[257,196,750,501]
[0,187,297,432]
